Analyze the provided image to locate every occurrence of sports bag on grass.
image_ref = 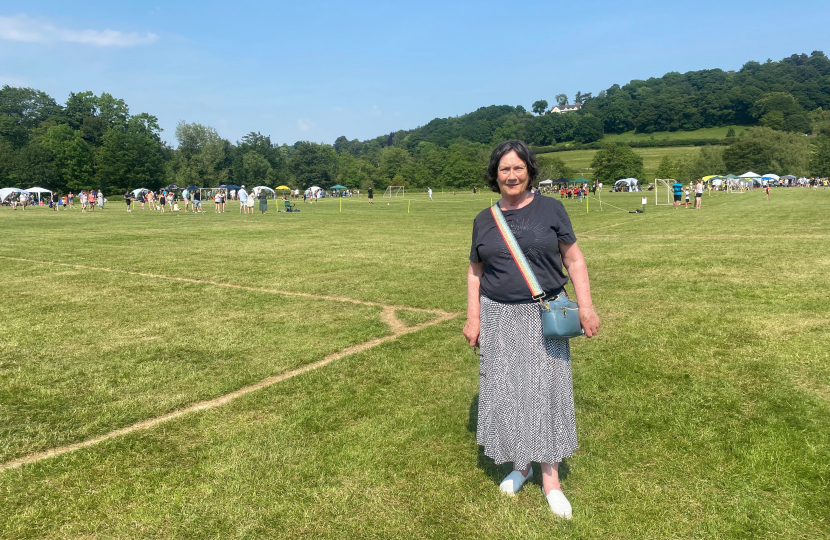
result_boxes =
[490,203,584,339]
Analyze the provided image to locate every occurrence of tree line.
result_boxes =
[2,52,830,194]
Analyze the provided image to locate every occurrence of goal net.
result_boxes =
[726,179,747,194]
[384,186,405,198]
[654,179,675,205]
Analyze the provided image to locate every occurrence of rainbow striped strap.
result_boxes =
[490,203,545,300]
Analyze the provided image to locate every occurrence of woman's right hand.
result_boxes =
[463,319,480,348]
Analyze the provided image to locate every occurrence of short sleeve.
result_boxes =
[469,219,481,263]
[551,200,577,244]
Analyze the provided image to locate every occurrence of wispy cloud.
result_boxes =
[297,119,316,132]
[0,15,157,47]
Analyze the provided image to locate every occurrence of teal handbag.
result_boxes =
[540,293,584,339]
[490,203,584,339]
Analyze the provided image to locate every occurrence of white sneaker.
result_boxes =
[499,467,533,496]
[543,487,572,519]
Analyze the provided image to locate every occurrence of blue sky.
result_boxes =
[1,1,828,146]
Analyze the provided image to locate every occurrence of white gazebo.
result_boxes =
[26,186,52,203]
[739,172,761,179]
[539,179,553,185]
[615,178,640,191]
[0,187,29,202]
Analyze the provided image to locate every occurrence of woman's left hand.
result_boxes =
[579,306,601,338]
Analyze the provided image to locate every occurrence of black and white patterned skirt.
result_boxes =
[476,295,578,469]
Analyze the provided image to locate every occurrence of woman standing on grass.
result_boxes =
[463,140,600,519]
[258,188,268,214]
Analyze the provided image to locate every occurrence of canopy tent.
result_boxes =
[740,171,761,178]
[166,184,183,191]
[223,184,242,191]
[724,174,739,179]
[186,186,200,191]
[26,186,52,202]
[538,179,554,185]
[702,175,720,181]
[0,187,29,202]
[555,177,570,184]
[569,178,589,184]
[330,184,347,190]
[252,186,276,197]
[781,174,797,180]
[131,188,149,197]
[762,174,780,181]
[615,178,641,191]
[275,185,291,190]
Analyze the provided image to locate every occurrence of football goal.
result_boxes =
[384,186,405,198]
[727,179,747,194]
[654,179,675,205]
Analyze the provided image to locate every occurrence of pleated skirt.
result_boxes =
[476,295,578,469]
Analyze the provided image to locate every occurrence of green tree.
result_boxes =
[174,121,228,187]
[532,100,548,115]
[242,152,272,186]
[573,116,604,143]
[438,142,487,189]
[760,110,785,130]
[590,142,644,182]
[379,146,411,183]
[810,135,830,177]
[537,155,573,181]
[11,141,60,190]
[288,142,337,189]
[722,127,810,175]
[97,113,165,192]
[726,127,736,138]
[555,94,568,106]
[654,155,679,179]
[40,124,94,191]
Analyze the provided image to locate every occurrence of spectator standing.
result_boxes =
[238,186,248,214]
[368,187,374,204]
[672,180,683,209]
[695,180,704,209]
[193,189,203,212]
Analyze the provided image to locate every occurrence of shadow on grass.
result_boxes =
[467,392,570,489]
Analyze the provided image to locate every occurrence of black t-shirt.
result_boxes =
[368,188,373,198]
[194,191,201,201]
[469,195,577,304]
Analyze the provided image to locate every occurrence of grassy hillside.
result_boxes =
[538,146,702,181]
[601,125,746,143]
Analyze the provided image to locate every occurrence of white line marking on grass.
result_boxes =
[0,307,459,471]
[0,256,450,316]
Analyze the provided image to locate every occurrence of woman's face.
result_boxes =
[496,150,529,197]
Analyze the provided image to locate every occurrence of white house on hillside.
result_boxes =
[550,102,582,114]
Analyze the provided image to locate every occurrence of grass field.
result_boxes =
[1,190,829,539]
[539,146,702,181]
[601,125,746,144]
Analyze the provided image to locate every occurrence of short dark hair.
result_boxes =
[486,140,539,193]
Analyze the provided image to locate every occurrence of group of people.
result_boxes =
[126,189,190,213]
[558,184,591,201]
[5,190,104,211]
[672,180,704,209]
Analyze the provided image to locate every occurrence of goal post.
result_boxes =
[726,179,747,194]
[384,186,405,198]
[654,179,675,205]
